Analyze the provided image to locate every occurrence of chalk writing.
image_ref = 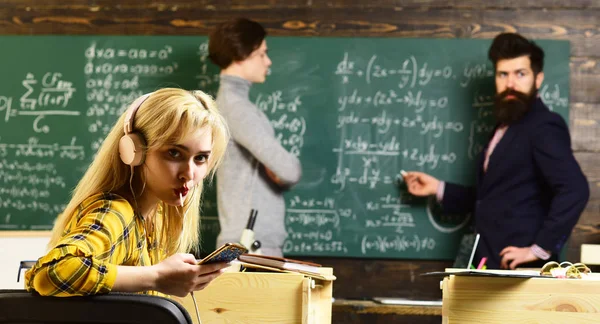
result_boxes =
[335,52,454,87]
[338,89,448,113]
[0,36,569,261]
[256,91,306,156]
[361,235,436,254]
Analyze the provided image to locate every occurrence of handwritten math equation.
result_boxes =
[285,50,572,257]
[0,73,78,133]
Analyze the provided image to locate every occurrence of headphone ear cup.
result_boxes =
[119,133,146,166]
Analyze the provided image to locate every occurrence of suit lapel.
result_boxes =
[477,97,546,195]
[479,125,519,194]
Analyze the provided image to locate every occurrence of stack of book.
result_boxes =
[237,254,336,281]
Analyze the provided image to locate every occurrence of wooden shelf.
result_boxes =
[333,299,442,316]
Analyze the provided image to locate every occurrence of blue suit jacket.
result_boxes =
[443,98,589,269]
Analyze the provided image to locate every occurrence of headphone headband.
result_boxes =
[123,92,153,134]
[119,92,153,167]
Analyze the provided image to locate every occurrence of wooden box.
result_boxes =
[441,274,600,323]
[174,269,334,324]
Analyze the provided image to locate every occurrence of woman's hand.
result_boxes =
[152,253,230,297]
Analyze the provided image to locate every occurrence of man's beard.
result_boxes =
[493,86,537,125]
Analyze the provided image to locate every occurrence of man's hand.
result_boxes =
[402,171,440,197]
[499,246,539,269]
[264,166,282,186]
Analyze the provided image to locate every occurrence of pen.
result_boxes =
[477,257,487,270]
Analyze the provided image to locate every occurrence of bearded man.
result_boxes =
[402,33,589,269]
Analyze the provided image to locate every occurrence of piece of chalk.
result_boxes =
[180,193,184,207]
[400,170,407,176]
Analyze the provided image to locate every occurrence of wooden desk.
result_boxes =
[175,270,333,324]
[442,274,600,323]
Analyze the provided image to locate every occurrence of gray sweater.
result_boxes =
[215,75,302,251]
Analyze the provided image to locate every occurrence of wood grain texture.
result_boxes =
[563,152,600,262]
[0,7,598,57]
[571,57,600,105]
[334,299,442,315]
[332,299,441,324]
[443,276,600,323]
[175,272,323,324]
[2,1,599,10]
[571,103,600,151]
[333,312,441,324]
[0,231,51,237]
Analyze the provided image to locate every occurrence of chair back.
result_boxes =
[0,289,193,324]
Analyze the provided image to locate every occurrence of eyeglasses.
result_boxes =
[540,261,591,279]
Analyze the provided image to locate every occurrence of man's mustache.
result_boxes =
[497,89,529,103]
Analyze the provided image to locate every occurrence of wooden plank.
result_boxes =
[568,152,600,262]
[1,0,599,10]
[571,103,600,151]
[443,276,600,323]
[0,231,51,237]
[333,299,442,316]
[573,152,600,228]
[0,8,597,104]
[574,152,600,182]
[333,299,442,323]
[333,312,440,324]
[0,8,598,57]
[571,57,600,105]
[302,278,311,324]
[312,278,334,324]
[174,272,309,324]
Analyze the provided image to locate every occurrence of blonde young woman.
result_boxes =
[25,88,230,297]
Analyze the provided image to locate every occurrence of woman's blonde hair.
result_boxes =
[48,88,229,257]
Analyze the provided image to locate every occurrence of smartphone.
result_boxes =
[197,242,248,265]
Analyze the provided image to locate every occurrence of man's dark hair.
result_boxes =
[488,33,544,75]
[208,18,267,69]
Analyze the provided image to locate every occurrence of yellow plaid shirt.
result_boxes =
[25,192,165,296]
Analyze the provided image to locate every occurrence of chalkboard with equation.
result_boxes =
[0,36,569,260]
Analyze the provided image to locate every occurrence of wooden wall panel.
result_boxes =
[0,7,597,56]
[572,103,600,151]
[2,1,600,9]
[571,57,600,104]
[569,152,600,261]
[0,0,597,304]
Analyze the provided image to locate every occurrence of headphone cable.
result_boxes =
[190,291,203,324]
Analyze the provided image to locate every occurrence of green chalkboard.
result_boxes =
[0,36,569,260]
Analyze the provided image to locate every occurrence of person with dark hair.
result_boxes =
[402,32,589,269]
[209,18,302,257]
